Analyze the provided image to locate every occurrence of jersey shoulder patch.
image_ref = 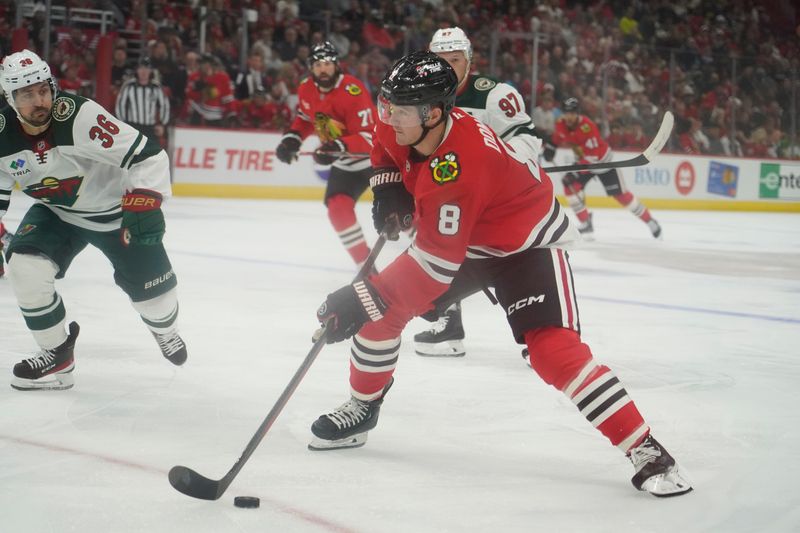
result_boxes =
[0,112,6,134]
[52,97,77,122]
[344,83,362,96]
[473,76,498,91]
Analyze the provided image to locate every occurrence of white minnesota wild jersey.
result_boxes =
[0,92,171,231]
[455,73,542,160]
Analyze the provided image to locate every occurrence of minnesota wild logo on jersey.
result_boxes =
[24,176,84,207]
[430,152,460,185]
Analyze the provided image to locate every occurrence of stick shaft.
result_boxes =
[543,111,674,173]
[169,231,391,499]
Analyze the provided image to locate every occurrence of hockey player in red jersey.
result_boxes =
[275,42,377,267]
[308,52,692,497]
[549,98,661,239]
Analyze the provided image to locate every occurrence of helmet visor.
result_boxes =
[377,95,428,127]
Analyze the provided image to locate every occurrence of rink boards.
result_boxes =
[169,126,800,212]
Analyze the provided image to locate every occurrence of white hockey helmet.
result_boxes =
[429,27,473,62]
[0,49,58,115]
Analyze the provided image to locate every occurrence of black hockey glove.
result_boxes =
[370,168,414,241]
[276,132,302,164]
[121,189,166,246]
[316,279,387,343]
[542,141,556,162]
[532,127,556,162]
[313,139,346,165]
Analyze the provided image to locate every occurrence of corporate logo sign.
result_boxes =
[760,163,800,200]
[707,161,739,198]
[634,166,670,187]
[675,161,695,196]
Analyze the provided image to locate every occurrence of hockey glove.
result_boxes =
[313,139,346,165]
[370,168,414,241]
[542,141,556,162]
[276,132,302,164]
[316,279,387,343]
[121,189,166,246]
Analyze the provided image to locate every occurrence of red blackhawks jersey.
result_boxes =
[289,74,375,171]
[369,108,578,318]
[551,114,612,166]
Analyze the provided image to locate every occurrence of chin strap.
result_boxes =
[409,113,447,148]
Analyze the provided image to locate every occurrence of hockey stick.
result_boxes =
[296,111,674,173]
[168,226,393,501]
[297,150,369,158]
[543,111,674,173]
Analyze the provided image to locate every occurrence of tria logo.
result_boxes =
[10,159,25,170]
[24,176,84,207]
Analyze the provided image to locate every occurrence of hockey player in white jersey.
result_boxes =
[414,27,556,357]
[0,50,187,391]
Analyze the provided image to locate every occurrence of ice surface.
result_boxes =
[1,192,798,533]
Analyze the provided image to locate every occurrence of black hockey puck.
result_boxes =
[234,496,260,508]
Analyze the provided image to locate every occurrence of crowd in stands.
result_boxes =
[2,0,798,159]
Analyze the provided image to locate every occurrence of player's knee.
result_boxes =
[613,192,633,206]
[561,173,581,195]
[523,326,593,390]
[7,252,59,303]
[326,193,355,214]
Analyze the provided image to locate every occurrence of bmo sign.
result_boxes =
[634,167,670,186]
[675,161,695,195]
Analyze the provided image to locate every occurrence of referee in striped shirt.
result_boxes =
[115,57,170,143]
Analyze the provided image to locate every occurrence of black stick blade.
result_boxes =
[168,465,224,500]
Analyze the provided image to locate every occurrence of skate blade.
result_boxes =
[11,368,75,391]
[308,433,368,451]
[414,340,466,357]
[640,465,693,497]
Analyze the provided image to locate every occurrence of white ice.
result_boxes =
[1,192,799,533]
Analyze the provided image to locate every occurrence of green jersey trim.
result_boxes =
[120,132,144,169]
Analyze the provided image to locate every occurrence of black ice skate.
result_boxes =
[647,219,663,239]
[628,434,693,497]
[578,213,595,240]
[309,378,394,450]
[413,303,466,357]
[152,330,188,366]
[12,322,80,391]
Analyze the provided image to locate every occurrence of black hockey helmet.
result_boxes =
[378,51,458,124]
[562,97,580,113]
[307,41,339,68]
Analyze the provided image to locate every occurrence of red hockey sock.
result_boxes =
[327,194,371,265]
[613,192,653,223]
[524,327,649,452]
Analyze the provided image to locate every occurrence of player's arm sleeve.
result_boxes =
[369,129,396,169]
[339,84,375,153]
[370,176,486,317]
[0,174,14,219]
[485,83,542,160]
[72,99,172,197]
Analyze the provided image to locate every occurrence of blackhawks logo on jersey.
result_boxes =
[313,112,346,142]
[24,176,84,207]
[345,84,362,96]
[430,152,460,185]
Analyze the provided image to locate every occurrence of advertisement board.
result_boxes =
[170,127,800,211]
